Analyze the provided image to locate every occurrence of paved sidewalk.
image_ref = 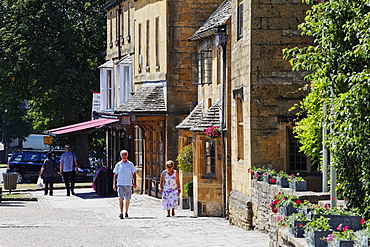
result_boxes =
[0,188,270,247]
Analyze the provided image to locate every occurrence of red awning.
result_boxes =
[45,118,119,136]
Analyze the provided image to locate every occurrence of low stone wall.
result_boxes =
[228,180,330,246]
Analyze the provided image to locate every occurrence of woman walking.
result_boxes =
[160,160,181,217]
[39,152,59,196]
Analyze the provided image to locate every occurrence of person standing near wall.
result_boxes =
[113,150,137,219]
[60,145,78,196]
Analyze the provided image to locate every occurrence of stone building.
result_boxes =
[177,0,232,217]
[177,0,314,221]
[227,0,314,228]
[98,0,223,197]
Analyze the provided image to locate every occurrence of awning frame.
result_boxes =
[44,118,120,136]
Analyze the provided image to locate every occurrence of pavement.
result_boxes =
[0,188,270,247]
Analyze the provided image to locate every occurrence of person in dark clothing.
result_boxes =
[60,145,78,196]
[39,152,59,196]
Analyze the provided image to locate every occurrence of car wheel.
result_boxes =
[16,172,25,184]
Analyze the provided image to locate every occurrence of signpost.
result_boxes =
[43,136,53,145]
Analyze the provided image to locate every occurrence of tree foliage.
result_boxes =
[284,0,370,216]
[0,0,107,137]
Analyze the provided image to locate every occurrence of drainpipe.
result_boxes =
[116,0,122,60]
[216,27,228,218]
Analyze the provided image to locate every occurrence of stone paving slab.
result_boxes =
[0,188,270,247]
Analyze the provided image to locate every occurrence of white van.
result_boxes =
[23,134,50,150]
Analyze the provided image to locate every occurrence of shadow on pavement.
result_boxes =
[125,216,157,219]
[0,201,27,207]
[173,216,198,218]
[75,192,117,200]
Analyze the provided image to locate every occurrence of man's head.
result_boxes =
[46,152,53,158]
[64,144,71,151]
[120,150,128,161]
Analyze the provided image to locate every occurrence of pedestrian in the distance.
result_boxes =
[113,150,137,219]
[39,152,59,196]
[160,160,181,217]
[60,145,78,196]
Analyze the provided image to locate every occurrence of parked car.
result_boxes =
[7,151,95,183]
[7,151,61,183]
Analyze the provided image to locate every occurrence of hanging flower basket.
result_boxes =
[204,126,222,140]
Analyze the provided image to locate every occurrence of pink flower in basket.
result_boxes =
[204,126,221,139]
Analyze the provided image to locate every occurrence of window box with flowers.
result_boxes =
[288,173,307,191]
[277,212,311,238]
[248,167,265,181]
[270,192,302,216]
[291,217,311,238]
[324,224,356,247]
[309,206,363,232]
[204,126,221,142]
[303,216,332,247]
[276,170,290,188]
[262,168,277,184]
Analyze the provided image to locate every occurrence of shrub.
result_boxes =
[184,181,193,197]
[176,144,193,173]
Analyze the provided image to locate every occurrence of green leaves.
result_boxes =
[176,144,193,173]
[0,0,107,133]
[285,0,370,217]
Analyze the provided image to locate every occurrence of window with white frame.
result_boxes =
[116,63,132,106]
[106,70,113,109]
[99,68,114,110]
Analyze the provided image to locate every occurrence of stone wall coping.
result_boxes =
[252,180,330,202]
[277,228,308,247]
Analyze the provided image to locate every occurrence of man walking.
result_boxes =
[60,145,78,196]
[113,150,137,219]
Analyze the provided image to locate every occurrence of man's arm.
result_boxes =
[74,160,78,171]
[133,172,137,189]
[113,173,118,191]
[60,162,63,176]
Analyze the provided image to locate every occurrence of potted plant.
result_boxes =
[262,168,277,184]
[176,144,193,173]
[276,212,311,238]
[248,167,265,181]
[288,173,307,191]
[309,206,363,231]
[270,192,302,216]
[324,224,356,247]
[304,216,332,247]
[184,180,194,211]
[276,170,290,188]
[290,213,311,238]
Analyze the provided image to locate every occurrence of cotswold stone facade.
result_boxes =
[228,0,313,227]
[101,0,224,198]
